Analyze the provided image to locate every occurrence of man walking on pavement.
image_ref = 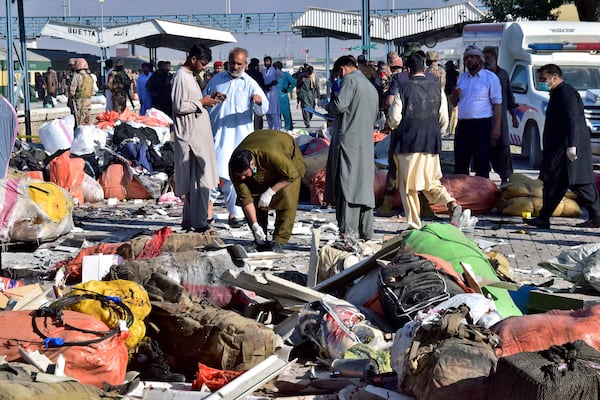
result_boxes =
[325,55,379,240]
[229,129,305,253]
[525,64,600,229]
[387,53,461,230]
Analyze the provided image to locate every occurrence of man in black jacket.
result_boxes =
[526,64,600,229]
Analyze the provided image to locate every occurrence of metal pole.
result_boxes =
[99,0,106,86]
[362,0,371,59]
[325,35,331,98]
[16,0,31,140]
[6,0,14,106]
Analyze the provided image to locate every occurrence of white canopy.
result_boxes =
[40,18,237,51]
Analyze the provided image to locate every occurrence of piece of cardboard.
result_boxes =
[0,283,44,310]
[82,254,123,283]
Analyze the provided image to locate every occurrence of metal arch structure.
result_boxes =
[291,2,487,49]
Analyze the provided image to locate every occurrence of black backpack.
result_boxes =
[378,252,465,328]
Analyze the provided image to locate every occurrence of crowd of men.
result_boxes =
[40,41,600,253]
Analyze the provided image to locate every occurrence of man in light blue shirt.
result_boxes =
[451,45,502,178]
[203,47,269,227]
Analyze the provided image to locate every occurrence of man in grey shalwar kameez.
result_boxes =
[325,55,379,240]
[171,43,220,232]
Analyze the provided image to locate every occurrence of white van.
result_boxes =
[462,21,600,168]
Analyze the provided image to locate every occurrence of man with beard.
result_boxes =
[203,47,269,228]
[171,43,220,233]
[451,45,502,178]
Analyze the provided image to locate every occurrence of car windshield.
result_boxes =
[535,66,600,91]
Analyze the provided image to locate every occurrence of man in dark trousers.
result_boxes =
[483,46,519,185]
[526,64,600,229]
[229,129,305,253]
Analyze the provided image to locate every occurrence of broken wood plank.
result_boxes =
[220,270,324,303]
[306,228,321,288]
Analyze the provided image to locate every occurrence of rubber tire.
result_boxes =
[526,123,543,169]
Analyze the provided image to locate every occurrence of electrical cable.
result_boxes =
[31,290,134,348]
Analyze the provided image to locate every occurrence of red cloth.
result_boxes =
[136,226,173,260]
[192,362,245,391]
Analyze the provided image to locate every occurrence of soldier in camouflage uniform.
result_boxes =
[68,58,93,126]
[426,51,446,89]
[108,58,132,114]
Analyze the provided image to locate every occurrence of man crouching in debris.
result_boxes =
[229,129,305,253]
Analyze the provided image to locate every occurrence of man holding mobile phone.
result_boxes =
[203,47,269,229]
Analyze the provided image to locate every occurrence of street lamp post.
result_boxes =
[99,0,107,87]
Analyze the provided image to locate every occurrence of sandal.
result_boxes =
[194,226,219,237]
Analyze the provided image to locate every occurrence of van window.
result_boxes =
[510,64,528,93]
[534,66,600,91]
[560,66,600,90]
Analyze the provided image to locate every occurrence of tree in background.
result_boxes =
[574,0,599,21]
[481,0,564,21]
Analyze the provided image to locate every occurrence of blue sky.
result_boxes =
[17,0,473,63]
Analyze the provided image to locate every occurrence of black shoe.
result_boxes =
[524,217,550,229]
[255,241,274,252]
[575,218,600,228]
[228,217,245,229]
[131,340,186,383]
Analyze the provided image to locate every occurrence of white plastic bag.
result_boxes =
[71,125,108,156]
[82,173,105,203]
[38,115,75,155]
[144,108,173,125]
[433,293,501,328]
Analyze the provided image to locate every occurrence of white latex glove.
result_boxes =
[258,187,276,208]
[251,222,267,245]
[567,146,577,161]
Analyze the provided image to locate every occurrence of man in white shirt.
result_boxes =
[451,45,502,178]
[203,47,269,228]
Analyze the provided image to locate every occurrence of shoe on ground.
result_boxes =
[132,340,186,383]
[524,217,550,229]
[575,218,600,228]
[228,217,245,229]
[449,204,462,226]
[271,242,285,254]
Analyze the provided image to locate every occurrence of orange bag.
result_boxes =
[99,163,127,200]
[0,309,129,387]
[49,150,84,205]
[99,163,150,200]
[492,305,600,357]
[429,174,499,215]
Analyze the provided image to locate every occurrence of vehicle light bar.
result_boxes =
[528,42,600,51]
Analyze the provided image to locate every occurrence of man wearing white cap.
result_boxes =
[451,45,502,178]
